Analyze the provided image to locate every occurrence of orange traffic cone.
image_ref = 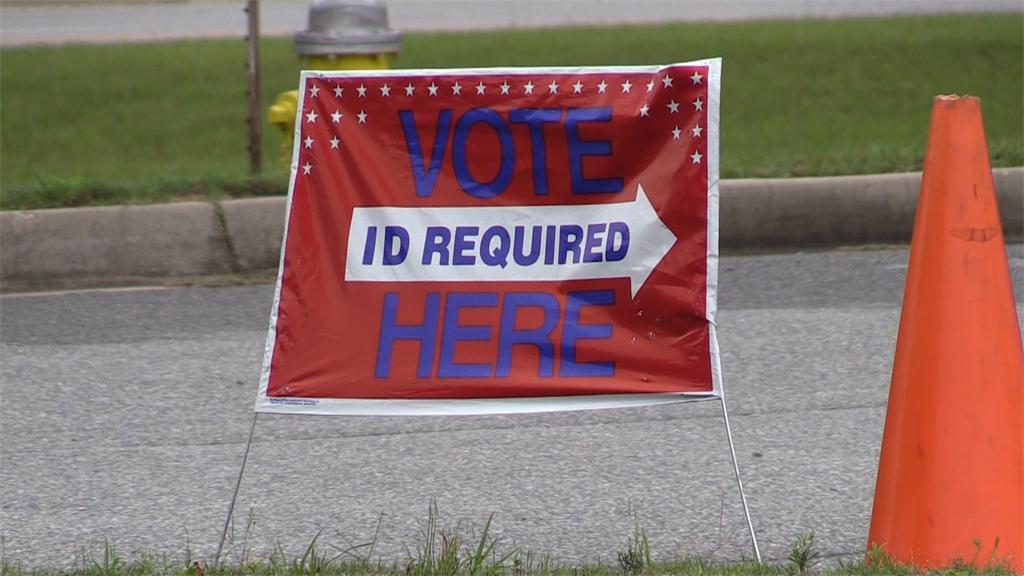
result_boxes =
[867,95,1023,572]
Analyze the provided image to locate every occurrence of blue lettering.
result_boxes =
[558,224,584,265]
[362,225,377,265]
[509,108,562,195]
[383,226,409,265]
[400,109,452,198]
[480,226,510,268]
[583,223,607,263]
[496,292,559,377]
[565,108,624,195]
[513,226,542,266]
[453,226,479,265]
[422,226,451,265]
[560,290,615,377]
[453,108,515,199]
[375,292,440,378]
[544,225,557,265]
[606,222,629,262]
[439,292,498,378]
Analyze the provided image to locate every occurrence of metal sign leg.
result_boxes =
[214,412,260,566]
[213,402,758,565]
[719,395,762,563]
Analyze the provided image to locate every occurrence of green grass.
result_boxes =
[2,558,1016,576]
[1,13,1022,209]
[1,535,1016,576]
[0,174,290,210]
[0,503,1017,576]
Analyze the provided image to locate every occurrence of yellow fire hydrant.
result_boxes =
[268,0,402,167]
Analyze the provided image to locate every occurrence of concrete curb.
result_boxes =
[219,197,288,273]
[1,202,234,291]
[1,169,1021,291]
[721,168,1023,249]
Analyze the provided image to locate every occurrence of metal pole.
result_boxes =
[245,0,263,173]
[214,412,260,566]
[719,395,762,563]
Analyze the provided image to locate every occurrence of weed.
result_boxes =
[702,492,743,562]
[786,532,819,575]
[5,514,1023,576]
[182,529,193,569]
[511,551,552,576]
[87,540,125,576]
[220,508,258,567]
[616,515,652,574]
[861,544,902,575]
[331,513,383,569]
[405,500,465,576]
[295,529,330,575]
[467,515,500,576]
[405,501,517,576]
[269,541,288,572]
[945,537,1016,575]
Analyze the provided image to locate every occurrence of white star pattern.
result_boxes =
[299,73,710,178]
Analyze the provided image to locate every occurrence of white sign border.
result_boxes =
[256,58,724,416]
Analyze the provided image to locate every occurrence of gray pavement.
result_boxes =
[3,246,1023,568]
[3,2,1022,566]
[2,0,1021,47]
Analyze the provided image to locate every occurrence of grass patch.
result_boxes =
[0,174,289,211]
[1,536,1017,576]
[0,505,1017,576]
[1,14,1021,209]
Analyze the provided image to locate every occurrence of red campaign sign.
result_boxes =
[256,60,722,415]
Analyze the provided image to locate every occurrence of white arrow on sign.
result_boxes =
[344,183,677,297]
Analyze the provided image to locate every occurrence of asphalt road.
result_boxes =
[2,0,1020,47]
[2,246,1023,569]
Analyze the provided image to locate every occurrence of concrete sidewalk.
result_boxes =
[2,169,1021,292]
